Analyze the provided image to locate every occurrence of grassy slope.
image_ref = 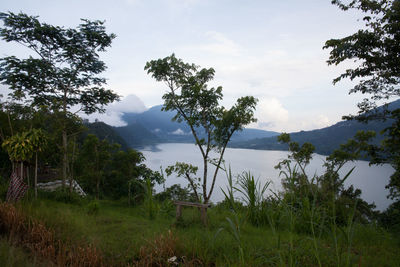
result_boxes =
[8,198,399,266]
[0,238,37,267]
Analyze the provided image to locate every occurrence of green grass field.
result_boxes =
[0,195,398,266]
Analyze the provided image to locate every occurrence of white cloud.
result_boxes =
[124,0,140,6]
[85,111,127,126]
[108,94,147,113]
[252,98,289,131]
[82,94,147,127]
[170,128,188,135]
[181,31,242,57]
[315,114,330,129]
[200,31,242,56]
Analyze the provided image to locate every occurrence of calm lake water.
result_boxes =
[141,143,394,211]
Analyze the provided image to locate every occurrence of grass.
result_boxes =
[0,238,37,267]
[0,196,396,266]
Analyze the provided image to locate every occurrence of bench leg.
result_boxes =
[201,207,207,226]
[176,205,182,220]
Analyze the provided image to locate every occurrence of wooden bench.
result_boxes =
[174,201,211,226]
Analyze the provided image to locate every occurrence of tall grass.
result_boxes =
[142,178,158,219]
[235,171,270,226]
[221,164,236,211]
[0,202,105,266]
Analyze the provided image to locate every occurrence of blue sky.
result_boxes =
[0,0,368,132]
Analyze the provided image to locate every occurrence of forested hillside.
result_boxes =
[230,100,400,155]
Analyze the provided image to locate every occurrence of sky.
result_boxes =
[0,0,370,132]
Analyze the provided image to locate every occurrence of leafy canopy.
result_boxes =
[325,0,400,201]
[0,11,119,113]
[145,54,257,203]
[324,0,400,116]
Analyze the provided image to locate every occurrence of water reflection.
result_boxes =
[141,143,394,211]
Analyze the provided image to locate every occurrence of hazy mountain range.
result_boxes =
[85,100,400,156]
[114,105,279,147]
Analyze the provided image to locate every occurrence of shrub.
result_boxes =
[134,229,202,266]
[0,202,105,266]
[87,200,100,216]
[38,188,83,205]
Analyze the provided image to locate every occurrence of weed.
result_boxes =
[235,171,270,226]
[87,200,100,216]
[134,229,202,266]
[0,202,105,266]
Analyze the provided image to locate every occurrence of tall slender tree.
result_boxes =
[145,54,257,203]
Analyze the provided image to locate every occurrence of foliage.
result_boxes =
[165,162,201,202]
[145,54,257,203]
[0,238,36,267]
[276,132,378,226]
[74,134,163,201]
[142,178,158,220]
[325,0,400,202]
[216,214,247,266]
[220,164,237,211]
[324,0,400,116]
[83,121,129,150]
[235,171,270,226]
[2,131,34,163]
[0,11,119,187]
[0,202,105,266]
[379,200,400,233]
[2,196,397,266]
[156,184,198,202]
[86,200,100,216]
[75,134,115,199]
[0,11,119,114]
[37,188,83,205]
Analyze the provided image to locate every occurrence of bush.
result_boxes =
[380,200,400,233]
[38,188,83,205]
[159,199,175,217]
[87,200,100,216]
[156,184,197,202]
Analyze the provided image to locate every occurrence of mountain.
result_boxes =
[114,105,279,148]
[83,121,129,150]
[230,99,400,155]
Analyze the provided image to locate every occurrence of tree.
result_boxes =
[324,0,400,117]
[27,129,47,198]
[324,0,400,201]
[276,132,377,226]
[76,134,113,199]
[0,12,119,188]
[145,54,258,203]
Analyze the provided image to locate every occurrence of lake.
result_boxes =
[140,143,394,211]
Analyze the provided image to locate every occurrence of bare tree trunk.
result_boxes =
[202,157,208,203]
[69,136,76,194]
[26,164,30,187]
[62,90,68,190]
[6,108,13,136]
[95,145,99,199]
[62,129,67,190]
[35,152,38,199]
[128,182,131,206]
[20,161,23,181]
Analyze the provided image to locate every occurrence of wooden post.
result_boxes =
[174,201,210,226]
[176,204,182,220]
[200,207,207,226]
